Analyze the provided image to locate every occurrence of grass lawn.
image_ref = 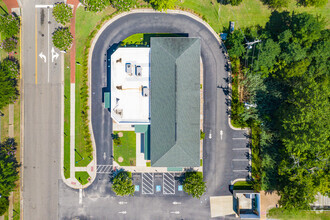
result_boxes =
[120,33,186,46]
[268,208,330,220]
[75,171,90,185]
[64,53,70,178]
[178,0,330,33]
[233,180,253,190]
[113,131,136,166]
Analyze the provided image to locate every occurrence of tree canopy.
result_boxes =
[111,171,135,196]
[227,11,329,209]
[183,172,206,199]
[0,58,19,110]
[52,3,73,25]
[0,138,19,215]
[52,27,73,51]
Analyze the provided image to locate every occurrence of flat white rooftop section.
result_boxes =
[111,48,150,124]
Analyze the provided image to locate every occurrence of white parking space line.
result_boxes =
[47,7,50,83]
[233,170,248,172]
[232,148,249,150]
[232,159,249,161]
[232,137,246,140]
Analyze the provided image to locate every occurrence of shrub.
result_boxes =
[149,0,176,11]
[0,14,20,39]
[83,0,110,12]
[52,27,73,51]
[52,3,73,25]
[1,37,18,52]
[111,0,136,11]
[200,130,205,140]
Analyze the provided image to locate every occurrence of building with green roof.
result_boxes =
[150,37,201,167]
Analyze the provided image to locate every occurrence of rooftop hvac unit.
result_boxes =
[135,65,142,76]
[142,86,149,97]
[125,63,132,74]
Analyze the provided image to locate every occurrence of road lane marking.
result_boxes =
[220,130,223,140]
[79,189,82,204]
[35,8,37,84]
[51,47,59,62]
[39,52,46,62]
[209,130,212,139]
[35,5,53,8]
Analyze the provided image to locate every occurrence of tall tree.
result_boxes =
[111,171,135,196]
[183,172,206,199]
[52,27,73,51]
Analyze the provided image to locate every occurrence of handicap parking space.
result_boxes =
[134,172,185,196]
[163,173,175,195]
[142,173,154,194]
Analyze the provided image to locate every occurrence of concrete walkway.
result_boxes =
[60,1,97,189]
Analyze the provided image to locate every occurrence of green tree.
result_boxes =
[83,0,110,12]
[0,138,19,198]
[183,172,206,199]
[1,37,18,52]
[0,196,9,216]
[298,0,328,7]
[1,58,19,78]
[0,14,20,39]
[52,3,73,25]
[149,0,176,11]
[0,61,18,110]
[226,30,246,59]
[52,27,73,51]
[111,171,135,196]
[111,0,136,11]
[255,39,281,76]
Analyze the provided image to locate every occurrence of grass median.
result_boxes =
[64,53,70,178]
[113,131,136,166]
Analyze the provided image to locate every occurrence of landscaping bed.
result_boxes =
[75,171,91,185]
[113,131,136,166]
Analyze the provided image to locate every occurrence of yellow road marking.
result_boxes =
[35,9,37,85]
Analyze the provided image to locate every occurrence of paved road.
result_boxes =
[22,1,62,219]
[59,12,249,219]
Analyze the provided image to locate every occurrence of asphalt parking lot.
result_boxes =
[231,132,251,180]
[132,172,185,196]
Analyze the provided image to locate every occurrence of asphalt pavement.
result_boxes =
[22,2,62,220]
[59,12,249,219]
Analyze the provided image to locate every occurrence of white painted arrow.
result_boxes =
[220,130,223,140]
[51,47,59,62]
[119,201,127,205]
[39,52,46,63]
[118,211,127,214]
[172,202,181,205]
[170,211,180,214]
[103,152,106,160]
[209,130,212,139]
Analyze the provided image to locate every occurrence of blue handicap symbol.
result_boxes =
[156,185,161,192]
[135,185,140,192]
[178,185,183,191]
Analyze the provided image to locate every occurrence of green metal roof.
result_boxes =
[150,37,201,167]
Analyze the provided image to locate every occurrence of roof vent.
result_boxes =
[135,65,142,76]
[125,63,132,75]
[142,86,149,97]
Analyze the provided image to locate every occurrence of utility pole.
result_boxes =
[246,39,261,49]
